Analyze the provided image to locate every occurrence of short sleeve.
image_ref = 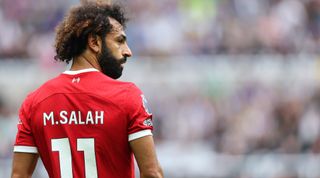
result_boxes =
[14,94,38,153]
[125,84,153,141]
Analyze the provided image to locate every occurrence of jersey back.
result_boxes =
[14,69,153,178]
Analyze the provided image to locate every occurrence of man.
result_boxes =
[11,3,163,178]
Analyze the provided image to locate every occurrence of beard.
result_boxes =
[98,40,127,79]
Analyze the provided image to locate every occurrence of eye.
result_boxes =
[117,38,125,44]
[116,35,127,44]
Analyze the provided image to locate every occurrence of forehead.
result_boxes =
[108,17,124,36]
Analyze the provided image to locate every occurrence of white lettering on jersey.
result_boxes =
[96,111,104,124]
[43,111,104,126]
[69,111,78,124]
[60,111,68,124]
[43,112,54,126]
[86,111,94,124]
[78,111,85,125]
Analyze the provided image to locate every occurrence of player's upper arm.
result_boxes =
[11,152,39,178]
[130,135,163,178]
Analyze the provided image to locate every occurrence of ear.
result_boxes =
[87,34,102,53]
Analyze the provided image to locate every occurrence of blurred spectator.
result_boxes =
[0,94,16,158]
[1,0,320,58]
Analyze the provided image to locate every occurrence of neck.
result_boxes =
[70,52,102,71]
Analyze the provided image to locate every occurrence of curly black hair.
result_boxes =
[54,3,127,63]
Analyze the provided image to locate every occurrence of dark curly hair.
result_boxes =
[54,3,127,63]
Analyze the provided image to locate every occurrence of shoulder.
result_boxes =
[96,73,141,94]
[123,83,151,112]
[21,74,63,108]
[115,81,143,99]
[89,72,137,90]
[111,81,142,102]
[123,82,141,92]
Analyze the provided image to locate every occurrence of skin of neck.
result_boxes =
[70,49,102,71]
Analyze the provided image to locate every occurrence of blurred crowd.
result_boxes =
[1,0,320,177]
[127,0,320,55]
[151,79,320,156]
[1,0,320,59]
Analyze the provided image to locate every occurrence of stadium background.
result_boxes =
[1,0,320,177]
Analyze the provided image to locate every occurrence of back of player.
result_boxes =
[14,69,153,178]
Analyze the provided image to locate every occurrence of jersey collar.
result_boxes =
[63,68,99,75]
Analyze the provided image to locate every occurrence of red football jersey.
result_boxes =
[14,68,153,178]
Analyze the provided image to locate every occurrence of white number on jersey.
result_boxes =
[51,138,98,178]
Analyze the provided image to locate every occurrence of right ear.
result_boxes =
[87,34,102,53]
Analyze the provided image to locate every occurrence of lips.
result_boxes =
[118,58,126,69]
[119,57,127,65]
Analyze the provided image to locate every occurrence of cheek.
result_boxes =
[109,44,122,57]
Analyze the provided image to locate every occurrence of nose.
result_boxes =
[123,43,132,58]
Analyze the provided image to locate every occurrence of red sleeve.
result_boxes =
[125,84,153,141]
[14,93,38,153]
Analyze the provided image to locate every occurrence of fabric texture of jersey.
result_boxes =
[14,68,153,178]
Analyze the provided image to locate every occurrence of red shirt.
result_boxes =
[14,68,153,178]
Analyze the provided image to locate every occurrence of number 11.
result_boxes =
[52,138,98,178]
